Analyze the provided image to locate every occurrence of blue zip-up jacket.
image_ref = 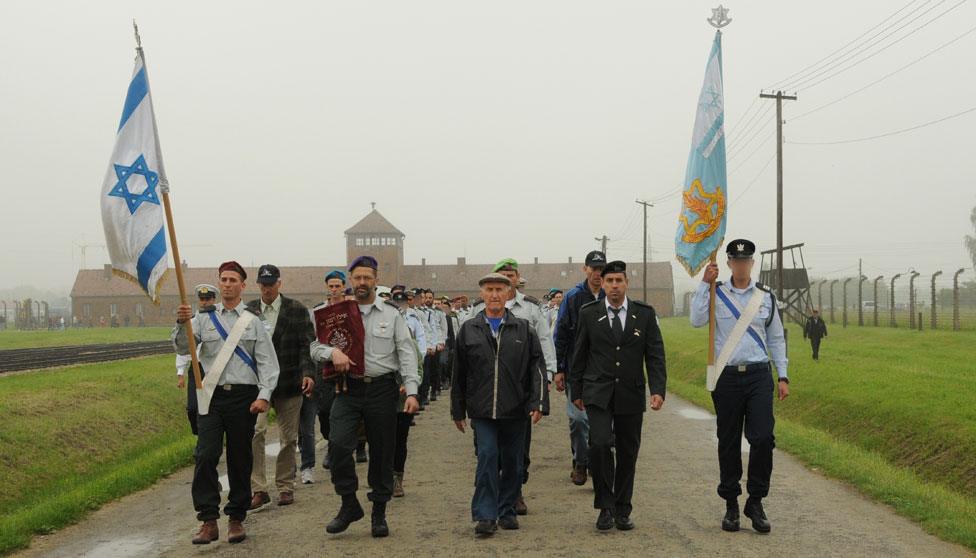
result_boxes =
[554,280,605,373]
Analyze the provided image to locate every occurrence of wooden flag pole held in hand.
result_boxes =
[133,21,203,390]
[707,251,717,367]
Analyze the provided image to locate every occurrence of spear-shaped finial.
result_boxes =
[133,19,143,50]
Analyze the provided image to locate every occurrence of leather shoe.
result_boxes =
[249,491,270,511]
[227,519,246,544]
[326,497,365,534]
[191,520,218,545]
[571,463,588,486]
[596,509,614,531]
[614,515,635,530]
[498,516,520,530]
[277,491,294,506]
[743,498,771,533]
[515,495,528,515]
[722,499,740,532]
[474,520,497,536]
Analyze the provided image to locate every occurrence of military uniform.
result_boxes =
[171,262,280,543]
[690,239,788,533]
[311,257,420,537]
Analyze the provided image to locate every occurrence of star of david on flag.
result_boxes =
[100,54,170,302]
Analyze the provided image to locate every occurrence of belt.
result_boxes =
[346,373,395,384]
[217,383,258,391]
[723,362,770,374]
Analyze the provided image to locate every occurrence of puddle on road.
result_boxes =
[82,536,156,558]
[677,407,714,420]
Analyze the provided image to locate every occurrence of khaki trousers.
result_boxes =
[251,394,303,493]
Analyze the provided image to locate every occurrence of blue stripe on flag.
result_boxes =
[137,228,167,293]
[118,67,148,131]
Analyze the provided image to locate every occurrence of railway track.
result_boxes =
[0,340,173,373]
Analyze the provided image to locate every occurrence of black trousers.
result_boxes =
[315,379,337,441]
[521,417,532,486]
[192,385,258,522]
[710,365,776,501]
[329,375,398,503]
[186,377,199,435]
[393,412,412,473]
[586,404,643,517]
[810,337,822,360]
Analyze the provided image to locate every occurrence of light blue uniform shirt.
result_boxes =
[690,279,788,378]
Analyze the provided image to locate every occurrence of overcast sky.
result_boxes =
[1,0,973,296]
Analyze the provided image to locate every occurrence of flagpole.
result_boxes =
[133,21,204,391]
[708,251,717,366]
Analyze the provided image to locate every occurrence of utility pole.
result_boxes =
[635,199,654,303]
[758,90,797,301]
[594,235,609,255]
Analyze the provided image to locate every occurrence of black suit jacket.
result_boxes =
[569,298,666,414]
[246,294,315,399]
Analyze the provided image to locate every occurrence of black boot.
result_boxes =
[743,497,771,533]
[371,501,389,538]
[722,498,740,532]
[326,494,364,534]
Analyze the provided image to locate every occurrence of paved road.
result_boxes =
[17,392,973,558]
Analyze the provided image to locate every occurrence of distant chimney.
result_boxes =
[422,258,426,267]
[181,259,188,273]
[103,264,113,279]
[457,257,466,266]
[533,257,538,265]
[568,256,573,264]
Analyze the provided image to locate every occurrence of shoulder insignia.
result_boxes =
[384,300,400,310]
[472,298,484,307]
[522,295,541,305]
[755,282,772,293]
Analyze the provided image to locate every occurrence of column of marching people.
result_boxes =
[173,238,790,543]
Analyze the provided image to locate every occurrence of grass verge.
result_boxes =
[0,355,194,555]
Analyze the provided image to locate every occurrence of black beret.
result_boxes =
[601,260,627,277]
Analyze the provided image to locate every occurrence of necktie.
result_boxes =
[610,307,623,343]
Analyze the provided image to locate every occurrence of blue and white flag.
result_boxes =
[100,54,169,302]
[675,31,728,276]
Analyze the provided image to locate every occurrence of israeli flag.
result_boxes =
[100,54,169,302]
[675,31,728,277]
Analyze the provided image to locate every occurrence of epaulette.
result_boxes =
[522,294,541,305]
[199,305,216,313]
[715,280,724,287]
[755,282,772,294]
[384,300,400,310]
[311,301,328,311]
[472,298,484,307]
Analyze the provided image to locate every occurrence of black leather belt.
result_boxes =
[723,362,770,374]
[217,384,258,391]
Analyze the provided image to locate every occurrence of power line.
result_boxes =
[790,0,968,92]
[728,133,774,177]
[789,105,976,145]
[791,22,976,121]
[776,0,946,88]
[729,152,776,207]
[727,103,773,157]
[766,0,924,90]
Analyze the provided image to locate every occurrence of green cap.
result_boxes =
[492,258,519,272]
